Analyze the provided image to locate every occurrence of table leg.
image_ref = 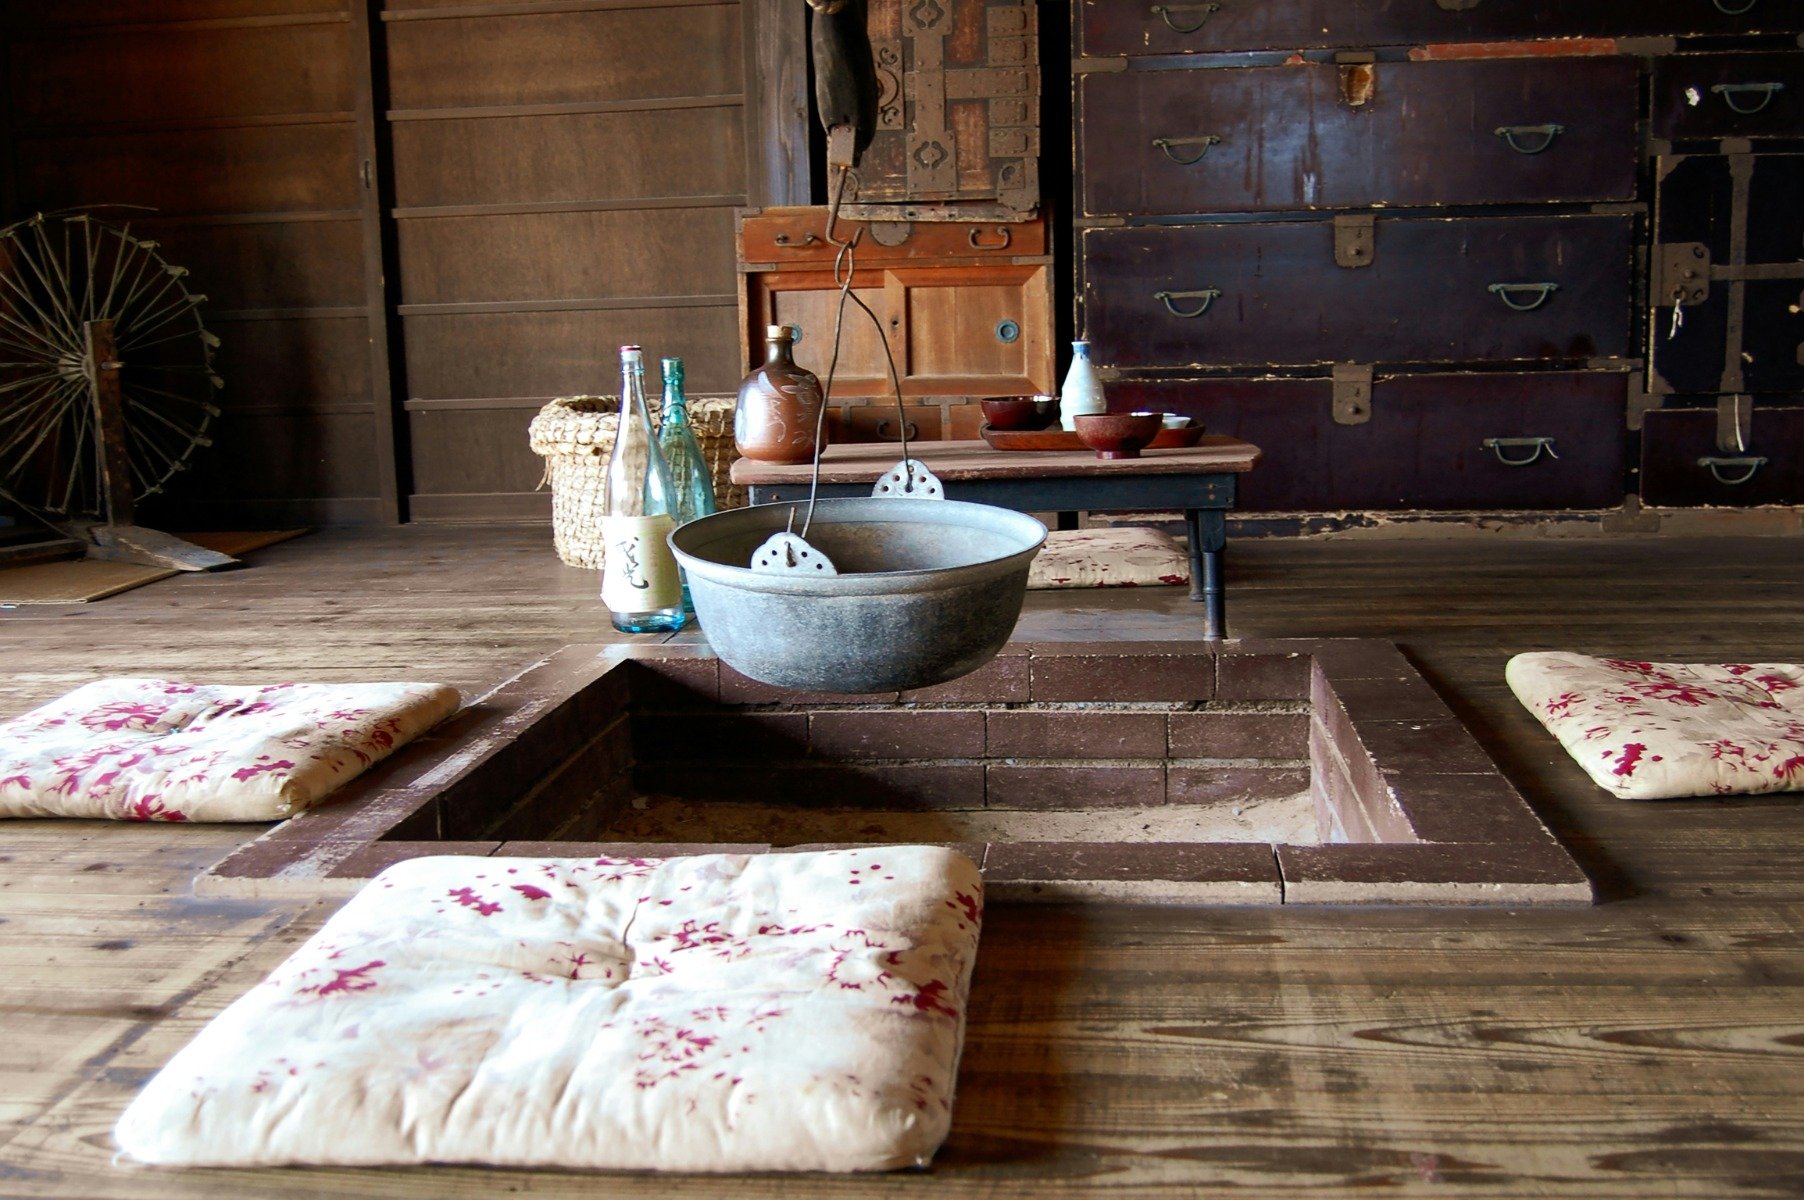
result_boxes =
[1184,508,1227,640]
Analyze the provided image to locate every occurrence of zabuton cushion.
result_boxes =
[0,678,459,822]
[1507,652,1804,800]
[1028,526,1189,589]
[114,847,985,1173]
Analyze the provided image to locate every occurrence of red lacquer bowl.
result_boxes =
[1072,412,1162,459]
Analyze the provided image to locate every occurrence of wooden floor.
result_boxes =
[3,524,1802,1197]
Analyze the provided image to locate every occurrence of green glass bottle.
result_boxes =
[657,356,716,614]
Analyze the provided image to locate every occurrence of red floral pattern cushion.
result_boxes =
[1028,526,1189,589]
[1507,652,1804,799]
[0,678,459,822]
[114,847,984,1172]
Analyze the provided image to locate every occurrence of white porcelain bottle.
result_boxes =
[1058,340,1106,431]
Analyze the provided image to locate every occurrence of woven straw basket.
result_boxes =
[528,394,744,570]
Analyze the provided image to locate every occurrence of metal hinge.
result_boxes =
[1332,363,1374,425]
[1333,213,1375,268]
[1656,242,1711,307]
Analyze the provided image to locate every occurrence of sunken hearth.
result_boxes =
[200,640,1590,906]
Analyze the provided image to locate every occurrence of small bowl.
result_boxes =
[1073,412,1162,459]
[1160,414,1191,429]
[981,397,1053,431]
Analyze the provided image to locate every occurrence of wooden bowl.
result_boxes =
[980,397,1053,431]
[1073,412,1162,459]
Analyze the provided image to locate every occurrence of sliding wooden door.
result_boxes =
[382,0,804,522]
[2,0,399,525]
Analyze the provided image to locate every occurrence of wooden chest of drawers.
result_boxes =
[1073,3,1804,517]
[1080,58,1639,215]
[1083,214,1635,370]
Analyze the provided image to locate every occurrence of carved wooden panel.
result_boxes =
[856,0,1038,213]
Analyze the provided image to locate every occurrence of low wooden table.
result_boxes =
[730,436,1263,639]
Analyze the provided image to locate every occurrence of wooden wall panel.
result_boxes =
[2,1,397,527]
[16,126,360,216]
[10,21,354,128]
[400,307,741,401]
[395,209,738,304]
[210,316,374,410]
[383,3,742,109]
[406,408,548,496]
[131,217,368,311]
[389,107,746,209]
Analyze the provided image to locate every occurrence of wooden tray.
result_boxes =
[979,424,1206,452]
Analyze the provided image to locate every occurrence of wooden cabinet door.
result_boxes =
[1082,214,1634,369]
[1080,59,1639,216]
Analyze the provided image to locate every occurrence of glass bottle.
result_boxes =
[656,356,715,614]
[1058,340,1107,431]
[600,345,686,633]
[734,324,824,464]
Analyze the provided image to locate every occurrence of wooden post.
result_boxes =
[85,318,135,526]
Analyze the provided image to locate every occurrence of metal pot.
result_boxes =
[668,497,1047,693]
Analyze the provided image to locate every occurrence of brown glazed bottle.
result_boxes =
[735,324,824,464]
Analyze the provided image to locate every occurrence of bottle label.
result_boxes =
[600,514,681,612]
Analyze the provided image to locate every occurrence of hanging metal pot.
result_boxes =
[669,495,1046,694]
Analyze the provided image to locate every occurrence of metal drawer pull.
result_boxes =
[1154,288,1222,317]
[1153,135,1221,164]
[1150,2,1219,33]
[773,231,821,247]
[1698,455,1768,485]
[1711,82,1785,114]
[1482,437,1560,467]
[1494,123,1565,154]
[1711,0,1757,12]
[1487,281,1559,311]
[875,418,919,441]
[968,226,1011,250]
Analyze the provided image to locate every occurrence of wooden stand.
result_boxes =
[52,319,239,573]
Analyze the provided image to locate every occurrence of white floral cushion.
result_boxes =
[0,679,459,822]
[1028,526,1189,589]
[114,847,984,1173]
[1507,652,1804,800]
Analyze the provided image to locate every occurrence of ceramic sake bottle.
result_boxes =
[1059,340,1106,431]
[735,325,824,464]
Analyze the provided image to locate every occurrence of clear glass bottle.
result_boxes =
[1058,340,1107,431]
[600,345,686,633]
[656,356,716,614]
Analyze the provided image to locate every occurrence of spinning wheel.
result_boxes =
[0,211,234,570]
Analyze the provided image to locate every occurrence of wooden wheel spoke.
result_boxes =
[0,212,216,516]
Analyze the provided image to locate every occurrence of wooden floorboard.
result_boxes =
[1,524,1802,1197]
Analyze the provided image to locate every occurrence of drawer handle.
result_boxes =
[1149,2,1219,33]
[1494,123,1566,155]
[1487,281,1560,312]
[1153,135,1221,165]
[1711,82,1785,114]
[1711,0,1758,12]
[1482,436,1560,467]
[1154,288,1221,318]
[773,231,822,247]
[968,226,1011,250]
[1698,455,1768,485]
[876,418,919,441]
